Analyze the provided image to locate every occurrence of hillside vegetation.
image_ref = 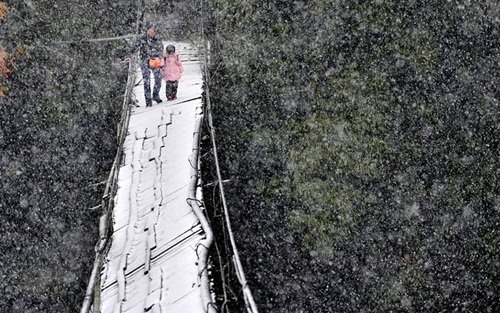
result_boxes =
[205,1,499,312]
[0,1,135,311]
[1,1,498,312]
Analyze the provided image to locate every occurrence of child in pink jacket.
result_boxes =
[161,44,184,100]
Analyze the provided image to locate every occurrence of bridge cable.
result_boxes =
[198,1,260,312]
[80,1,143,312]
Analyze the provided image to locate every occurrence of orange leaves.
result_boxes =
[1,2,11,84]
[0,46,12,79]
[0,45,12,97]
[0,84,6,97]
[0,2,6,97]
[0,2,8,19]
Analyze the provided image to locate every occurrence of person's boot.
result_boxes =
[146,99,152,107]
[153,95,162,103]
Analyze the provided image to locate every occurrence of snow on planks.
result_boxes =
[99,42,206,313]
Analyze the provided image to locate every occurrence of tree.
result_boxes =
[204,1,500,312]
[0,1,136,311]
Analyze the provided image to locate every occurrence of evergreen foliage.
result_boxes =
[205,1,499,312]
[146,0,203,40]
[0,1,136,311]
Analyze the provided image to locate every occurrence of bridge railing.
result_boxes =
[80,8,142,311]
[198,1,260,311]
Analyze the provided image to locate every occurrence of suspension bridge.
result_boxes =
[80,39,258,313]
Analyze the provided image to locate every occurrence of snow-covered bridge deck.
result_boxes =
[99,42,208,313]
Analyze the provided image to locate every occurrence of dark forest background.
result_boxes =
[1,0,498,312]
[0,1,136,311]
[204,1,499,312]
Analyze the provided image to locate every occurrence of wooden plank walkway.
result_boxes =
[99,42,207,313]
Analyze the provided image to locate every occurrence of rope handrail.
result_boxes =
[56,34,138,45]
[80,2,143,312]
[199,0,260,311]
[80,56,137,313]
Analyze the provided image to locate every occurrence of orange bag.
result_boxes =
[148,57,161,68]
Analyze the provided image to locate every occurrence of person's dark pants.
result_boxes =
[165,80,179,100]
[140,62,162,106]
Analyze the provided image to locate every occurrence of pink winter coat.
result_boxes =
[160,51,183,81]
